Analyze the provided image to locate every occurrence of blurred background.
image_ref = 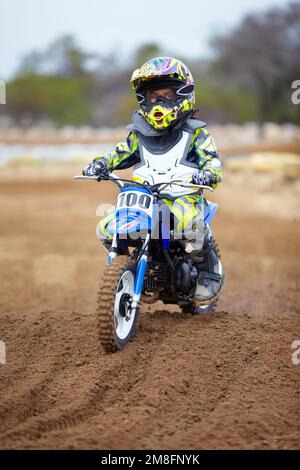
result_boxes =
[1,0,300,161]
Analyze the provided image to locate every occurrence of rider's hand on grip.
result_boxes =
[192,170,216,187]
[82,158,110,179]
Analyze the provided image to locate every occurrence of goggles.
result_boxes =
[136,82,195,105]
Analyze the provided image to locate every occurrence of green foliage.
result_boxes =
[8,73,91,125]
[195,81,259,123]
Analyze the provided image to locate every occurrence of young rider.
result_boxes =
[83,57,224,302]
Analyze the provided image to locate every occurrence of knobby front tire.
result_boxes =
[97,255,139,353]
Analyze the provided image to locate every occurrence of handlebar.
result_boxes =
[73,173,214,193]
[74,173,125,188]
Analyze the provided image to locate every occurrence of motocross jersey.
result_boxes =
[94,111,222,199]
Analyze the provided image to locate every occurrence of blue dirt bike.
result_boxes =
[74,173,220,352]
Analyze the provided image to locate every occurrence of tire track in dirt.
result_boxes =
[0,289,299,449]
[73,309,263,450]
[0,305,185,447]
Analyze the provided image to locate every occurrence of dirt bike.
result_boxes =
[74,173,221,352]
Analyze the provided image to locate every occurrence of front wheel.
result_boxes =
[97,256,139,352]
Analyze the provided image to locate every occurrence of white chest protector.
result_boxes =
[133,130,199,199]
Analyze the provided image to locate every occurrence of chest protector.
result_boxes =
[131,119,205,199]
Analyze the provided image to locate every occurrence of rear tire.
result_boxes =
[97,256,139,353]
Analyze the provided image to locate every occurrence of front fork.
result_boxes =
[107,233,150,313]
[107,233,118,265]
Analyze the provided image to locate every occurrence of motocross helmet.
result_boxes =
[130,57,195,130]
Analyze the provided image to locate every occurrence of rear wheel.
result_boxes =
[97,256,139,352]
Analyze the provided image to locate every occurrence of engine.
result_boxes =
[144,261,170,290]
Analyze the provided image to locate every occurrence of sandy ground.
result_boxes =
[0,163,299,449]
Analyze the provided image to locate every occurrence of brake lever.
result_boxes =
[73,175,98,180]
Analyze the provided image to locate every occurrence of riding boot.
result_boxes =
[193,229,224,302]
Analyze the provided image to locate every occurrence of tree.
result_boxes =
[211,2,300,124]
[18,35,92,78]
[8,73,92,126]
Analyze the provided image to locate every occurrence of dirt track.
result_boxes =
[0,164,299,449]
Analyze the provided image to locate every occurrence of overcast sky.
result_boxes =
[1,0,291,79]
